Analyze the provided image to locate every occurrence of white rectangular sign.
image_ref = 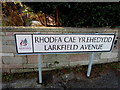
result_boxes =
[14,34,115,54]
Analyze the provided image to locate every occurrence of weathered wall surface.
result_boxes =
[1,27,119,73]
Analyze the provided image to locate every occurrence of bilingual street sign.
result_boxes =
[14,33,115,84]
[15,34,115,54]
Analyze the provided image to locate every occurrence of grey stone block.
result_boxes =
[54,62,70,67]
[2,41,15,45]
[70,61,89,66]
[107,58,118,62]
[2,64,23,69]
[35,67,56,72]
[93,59,108,64]
[92,52,101,60]
[41,63,47,68]
[101,52,118,59]
[2,56,27,64]
[0,32,5,36]
[0,53,14,56]
[23,64,38,68]
[27,55,38,64]
[43,54,68,63]
[67,53,88,62]
[11,69,33,73]
[2,36,14,41]
[42,67,56,71]
[2,45,16,53]
[45,61,70,68]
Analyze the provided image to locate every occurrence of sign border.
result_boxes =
[14,33,116,55]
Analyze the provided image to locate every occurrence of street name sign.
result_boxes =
[14,34,115,54]
[14,33,115,83]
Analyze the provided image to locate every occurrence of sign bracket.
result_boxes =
[38,55,42,84]
[87,52,95,77]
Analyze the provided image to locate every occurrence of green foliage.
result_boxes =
[23,2,120,27]
[3,73,13,82]
[108,62,120,70]
[2,2,25,26]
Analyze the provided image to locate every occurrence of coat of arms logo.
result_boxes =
[20,38,27,46]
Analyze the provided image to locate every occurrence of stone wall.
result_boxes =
[1,27,119,73]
